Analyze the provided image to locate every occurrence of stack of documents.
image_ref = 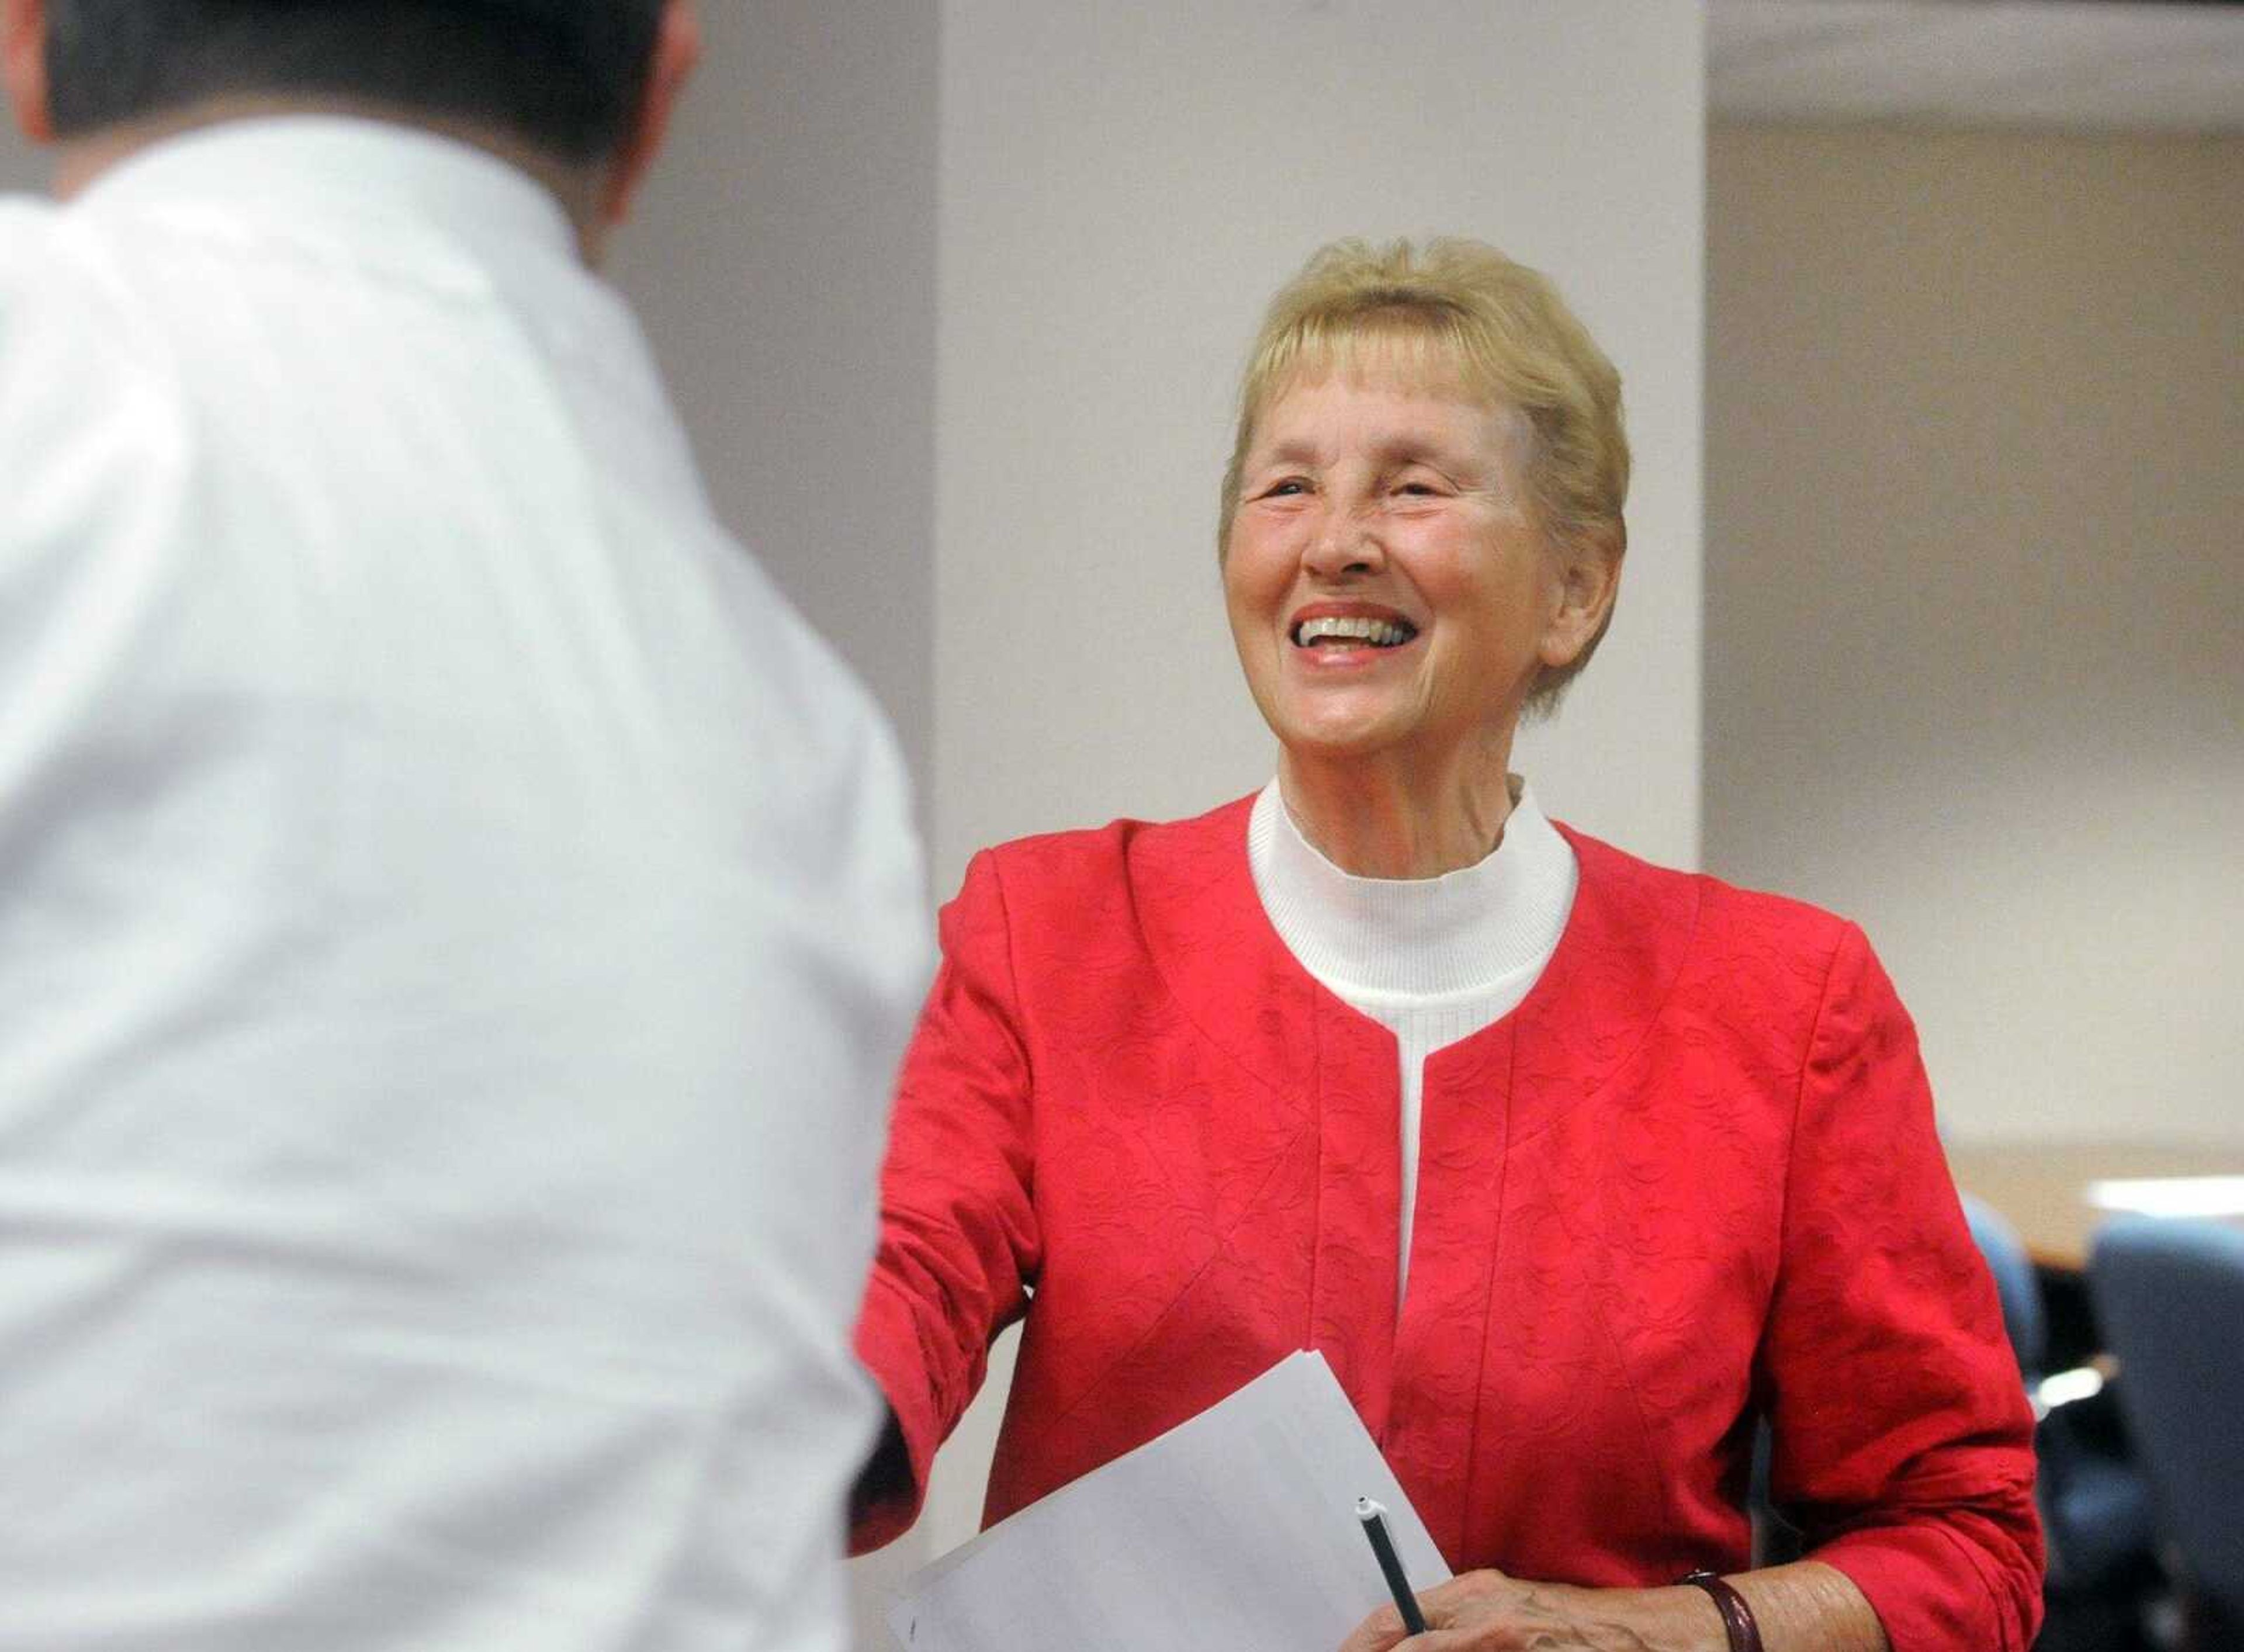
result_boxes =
[885,1351,1450,1651]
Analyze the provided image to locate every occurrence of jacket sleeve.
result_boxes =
[850,850,1041,1551]
[1757,923,2046,1650]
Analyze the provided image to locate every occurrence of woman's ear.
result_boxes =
[3,0,56,146]
[1538,535,1623,671]
[599,0,700,229]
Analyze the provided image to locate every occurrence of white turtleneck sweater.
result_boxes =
[1246,778,1577,1295]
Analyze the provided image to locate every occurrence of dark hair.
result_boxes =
[43,1,666,162]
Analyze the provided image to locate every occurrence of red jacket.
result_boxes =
[854,798,2043,1649]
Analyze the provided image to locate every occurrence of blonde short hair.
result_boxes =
[1219,238,1630,709]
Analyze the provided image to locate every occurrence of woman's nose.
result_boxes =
[1302,503,1383,579]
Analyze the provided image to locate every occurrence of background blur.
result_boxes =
[5,2,2238,1645]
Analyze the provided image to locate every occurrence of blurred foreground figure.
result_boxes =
[0,4,928,1648]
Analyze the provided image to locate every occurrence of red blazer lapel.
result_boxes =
[1387,825,1704,1557]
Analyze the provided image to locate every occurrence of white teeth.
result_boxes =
[1293,615,1414,647]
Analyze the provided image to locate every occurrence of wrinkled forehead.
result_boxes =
[1246,330,1533,466]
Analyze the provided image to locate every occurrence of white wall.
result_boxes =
[1706,124,2244,1148]
[605,1,939,811]
[933,0,1707,896]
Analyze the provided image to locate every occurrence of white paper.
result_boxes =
[885,1351,1450,1652]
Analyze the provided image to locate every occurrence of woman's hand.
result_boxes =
[1336,1567,1725,1652]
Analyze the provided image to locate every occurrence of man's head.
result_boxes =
[1,0,698,243]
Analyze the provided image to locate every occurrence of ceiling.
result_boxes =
[1709,1,2244,131]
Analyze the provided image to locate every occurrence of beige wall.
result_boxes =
[1706,124,2244,1148]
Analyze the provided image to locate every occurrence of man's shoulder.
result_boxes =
[0,193,126,285]
[0,197,171,476]
[0,194,141,355]
[0,192,57,237]
[0,194,65,296]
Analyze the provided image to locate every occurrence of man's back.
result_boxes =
[0,117,927,1651]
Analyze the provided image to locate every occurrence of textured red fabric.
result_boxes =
[853,796,2044,1650]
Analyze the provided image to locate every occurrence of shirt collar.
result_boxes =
[75,115,581,272]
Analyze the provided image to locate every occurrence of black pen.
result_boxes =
[1355,1495,1428,1637]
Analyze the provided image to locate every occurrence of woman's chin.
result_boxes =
[1275,719,1413,766]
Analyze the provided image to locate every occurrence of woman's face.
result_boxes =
[1224,368,1574,771]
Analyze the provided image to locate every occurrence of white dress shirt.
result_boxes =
[1247,778,1576,1294]
[0,118,929,1652]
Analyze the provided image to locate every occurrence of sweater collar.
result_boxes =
[1246,777,1577,1001]
[1130,794,1701,1124]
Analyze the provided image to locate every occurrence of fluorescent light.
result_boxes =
[2086,1176,2244,1219]
[2036,1366,2106,1413]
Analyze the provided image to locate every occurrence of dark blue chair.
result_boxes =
[1961,1195,2159,1598]
[1964,1194,2048,1376]
[2090,1217,2244,1650]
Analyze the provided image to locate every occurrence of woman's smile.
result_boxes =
[1287,601,1424,667]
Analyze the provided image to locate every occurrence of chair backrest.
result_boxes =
[1962,1191,2048,1379]
[2088,1216,2244,1616]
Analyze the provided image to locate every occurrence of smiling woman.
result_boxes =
[1224,367,1603,877]
[851,238,2044,1652]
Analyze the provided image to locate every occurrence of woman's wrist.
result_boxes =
[1494,1580,1734,1652]
[1681,1571,1760,1651]
[1586,1582,1736,1652]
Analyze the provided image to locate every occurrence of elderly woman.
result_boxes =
[852,239,2041,1651]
